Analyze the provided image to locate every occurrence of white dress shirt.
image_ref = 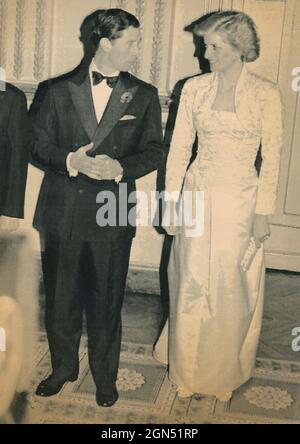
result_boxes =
[67,60,120,177]
[89,59,120,123]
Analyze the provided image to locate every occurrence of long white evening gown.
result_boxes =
[154,72,282,397]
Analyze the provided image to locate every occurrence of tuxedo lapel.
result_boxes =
[68,71,98,141]
[89,72,139,155]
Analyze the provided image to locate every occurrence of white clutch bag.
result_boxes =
[241,237,258,272]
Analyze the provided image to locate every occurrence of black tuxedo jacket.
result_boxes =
[31,68,164,241]
[0,84,29,218]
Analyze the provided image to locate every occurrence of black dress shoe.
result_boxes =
[35,371,78,397]
[96,386,119,407]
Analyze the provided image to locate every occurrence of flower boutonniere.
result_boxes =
[120,92,133,104]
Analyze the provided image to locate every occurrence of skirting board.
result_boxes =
[127,264,160,295]
[128,250,300,294]
[265,252,300,273]
[33,254,161,296]
[33,255,298,298]
[127,254,300,293]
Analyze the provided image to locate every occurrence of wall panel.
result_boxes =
[0,0,298,272]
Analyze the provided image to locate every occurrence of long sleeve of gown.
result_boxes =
[255,86,283,215]
[165,81,197,200]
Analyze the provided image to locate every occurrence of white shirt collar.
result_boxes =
[89,59,120,80]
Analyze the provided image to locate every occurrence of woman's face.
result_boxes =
[203,31,241,73]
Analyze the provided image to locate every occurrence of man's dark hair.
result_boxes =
[80,9,105,46]
[90,8,140,50]
[79,9,105,63]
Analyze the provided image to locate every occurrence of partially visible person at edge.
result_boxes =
[0,81,28,231]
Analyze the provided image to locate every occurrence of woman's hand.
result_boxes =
[253,214,271,248]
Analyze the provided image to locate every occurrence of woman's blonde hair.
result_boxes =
[194,11,260,63]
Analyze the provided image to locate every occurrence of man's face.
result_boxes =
[107,26,140,72]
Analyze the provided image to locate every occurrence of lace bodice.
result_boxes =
[166,66,283,214]
[188,109,260,185]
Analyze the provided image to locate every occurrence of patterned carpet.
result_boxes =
[207,359,300,424]
[25,334,300,424]
[26,335,177,424]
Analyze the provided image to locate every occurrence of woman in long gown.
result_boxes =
[154,11,283,402]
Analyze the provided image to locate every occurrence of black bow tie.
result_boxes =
[92,71,119,88]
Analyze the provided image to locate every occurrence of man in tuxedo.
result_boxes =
[0,83,28,230]
[31,9,163,407]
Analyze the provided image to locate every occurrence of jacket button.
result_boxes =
[78,189,84,195]
[113,146,118,151]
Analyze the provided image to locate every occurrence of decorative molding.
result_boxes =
[204,0,220,13]
[159,93,171,109]
[15,75,171,110]
[34,0,47,81]
[14,0,26,79]
[150,0,165,87]
[0,0,7,69]
[14,81,37,104]
[116,0,127,8]
[131,0,146,76]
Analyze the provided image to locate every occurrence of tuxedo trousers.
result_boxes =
[41,232,133,389]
